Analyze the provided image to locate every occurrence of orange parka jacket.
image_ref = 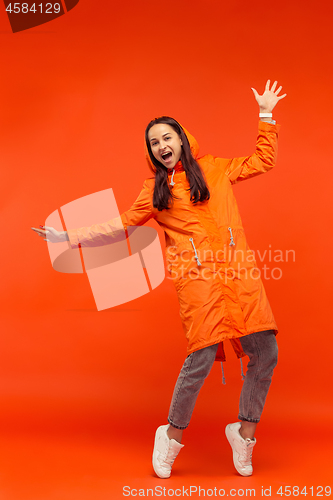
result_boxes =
[67,120,280,363]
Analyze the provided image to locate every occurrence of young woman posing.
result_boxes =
[32,80,286,478]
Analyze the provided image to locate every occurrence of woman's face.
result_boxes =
[148,123,183,170]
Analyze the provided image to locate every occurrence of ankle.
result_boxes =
[239,421,257,441]
[239,428,255,441]
[167,425,183,444]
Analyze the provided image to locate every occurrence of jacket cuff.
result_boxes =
[258,120,281,134]
[120,213,128,233]
[67,228,80,249]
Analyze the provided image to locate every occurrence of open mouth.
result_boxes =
[161,152,172,162]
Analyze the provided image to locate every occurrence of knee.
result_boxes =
[190,346,217,380]
[268,340,278,370]
[194,357,215,381]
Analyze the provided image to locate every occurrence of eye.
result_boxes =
[152,141,158,146]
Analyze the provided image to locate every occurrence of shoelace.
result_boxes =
[239,439,255,467]
[164,446,179,467]
[158,441,180,469]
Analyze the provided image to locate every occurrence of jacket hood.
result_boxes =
[144,120,200,174]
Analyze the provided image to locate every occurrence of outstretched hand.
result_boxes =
[31,225,68,243]
[251,80,287,113]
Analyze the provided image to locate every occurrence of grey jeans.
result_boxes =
[167,330,278,429]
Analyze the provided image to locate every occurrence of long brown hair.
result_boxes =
[145,116,210,212]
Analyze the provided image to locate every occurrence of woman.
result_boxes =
[32,80,286,478]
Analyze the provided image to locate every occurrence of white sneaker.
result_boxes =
[152,424,184,479]
[225,422,256,476]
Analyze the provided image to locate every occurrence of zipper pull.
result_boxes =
[189,237,202,266]
[228,227,235,246]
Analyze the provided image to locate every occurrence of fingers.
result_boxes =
[273,83,287,97]
[265,80,287,100]
[31,227,43,234]
[31,227,51,244]
[271,80,278,92]
[251,87,259,99]
[32,225,54,235]
[31,227,47,236]
[255,81,286,99]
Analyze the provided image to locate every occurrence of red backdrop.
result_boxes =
[0,1,332,498]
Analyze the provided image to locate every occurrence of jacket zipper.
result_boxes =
[189,237,202,266]
[228,227,235,246]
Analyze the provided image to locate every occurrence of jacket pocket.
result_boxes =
[166,235,215,285]
[224,226,261,292]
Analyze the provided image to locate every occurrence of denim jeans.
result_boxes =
[167,330,278,429]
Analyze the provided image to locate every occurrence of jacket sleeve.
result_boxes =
[67,179,155,249]
[214,121,281,185]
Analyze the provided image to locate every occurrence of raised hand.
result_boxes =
[251,80,287,113]
[31,225,68,243]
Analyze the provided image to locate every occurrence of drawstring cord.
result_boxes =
[228,227,235,246]
[189,237,202,266]
[221,358,245,385]
[170,169,176,186]
[221,362,226,385]
[240,358,245,380]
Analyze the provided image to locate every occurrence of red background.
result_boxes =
[0,1,332,498]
